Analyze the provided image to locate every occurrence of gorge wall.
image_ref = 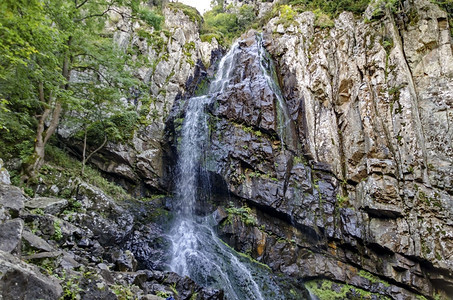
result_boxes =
[20,0,452,298]
[76,4,219,192]
[196,0,453,298]
[160,1,453,299]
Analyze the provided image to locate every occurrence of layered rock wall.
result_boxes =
[202,0,453,298]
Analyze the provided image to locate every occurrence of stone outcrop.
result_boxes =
[180,0,453,298]
[0,250,63,300]
[0,158,221,299]
[61,4,220,193]
[37,0,452,298]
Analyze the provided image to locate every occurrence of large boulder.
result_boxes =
[0,184,25,218]
[24,197,68,215]
[0,250,62,299]
[0,219,24,254]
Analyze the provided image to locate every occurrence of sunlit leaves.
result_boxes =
[0,0,152,170]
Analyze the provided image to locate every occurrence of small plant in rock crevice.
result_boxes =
[52,220,63,241]
[225,202,257,226]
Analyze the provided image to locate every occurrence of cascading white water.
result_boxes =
[168,36,304,299]
[169,43,267,299]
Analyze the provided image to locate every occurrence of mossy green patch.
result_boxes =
[224,202,257,226]
[33,145,130,201]
[358,270,390,287]
[166,2,202,24]
[305,279,391,300]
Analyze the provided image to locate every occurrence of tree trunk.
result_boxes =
[24,87,62,180]
[81,129,107,176]
[23,37,72,181]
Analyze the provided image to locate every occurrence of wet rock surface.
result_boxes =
[190,0,453,298]
[0,168,222,299]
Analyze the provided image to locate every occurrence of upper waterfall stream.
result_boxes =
[168,35,305,300]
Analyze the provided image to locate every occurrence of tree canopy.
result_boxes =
[0,0,162,180]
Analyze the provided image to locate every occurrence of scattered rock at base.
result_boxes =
[0,250,62,299]
[25,197,68,215]
[0,184,25,217]
[0,219,24,254]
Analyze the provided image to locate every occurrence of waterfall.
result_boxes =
[168,43,267,299]
[168,36,303,299]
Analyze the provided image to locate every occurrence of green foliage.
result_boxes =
[336,194,349,208]
[0,0,58,79]
[275,5,298,28]
[281,4,297,19]
[200,33,223,43]
[242,125,263,138]
[202,3,257,46]
[285,0,371,17]
[156,291,170,298]
[53,220,63,241]
[138,6,164,30]
[225,202,257,226]
[61,274,82,299]
[305,279,391,300]
[0,0,148,178]
[167,2,202,24]
[84,110,139,146]
[293,156,304,165]
[31,208,44,215]
[111,284,136,300]
[313,9,335,28]
[42,145,129,200]
[358,270,390,287]
[238,5,256,28]
[381,36,394,53]
[0,98,9,131]
[370,0,400,18]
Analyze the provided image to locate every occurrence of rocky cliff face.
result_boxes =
[190,0,453,298]
[49,0,453,298]
[65,5,219,193]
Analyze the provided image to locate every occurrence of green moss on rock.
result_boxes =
[305,279,391,300]
[166,2,202,24]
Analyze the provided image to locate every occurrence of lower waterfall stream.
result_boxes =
[168,36,307,299]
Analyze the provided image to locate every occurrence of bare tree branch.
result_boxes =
[75,0,115,22]
[76,0,90,9]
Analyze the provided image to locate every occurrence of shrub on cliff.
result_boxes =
[201,1,257,45]
[285,0,371,16]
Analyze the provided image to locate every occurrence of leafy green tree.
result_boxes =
[202,2,256,45]
[0,0,160,180]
